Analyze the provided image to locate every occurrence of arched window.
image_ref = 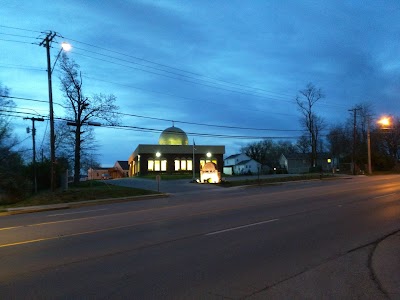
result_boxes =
[148,158,167,171]
[174,158,193,171]
[187,159,193,171]
[148,158,154,171]
[181,157,187,170]
[174,158,180,171]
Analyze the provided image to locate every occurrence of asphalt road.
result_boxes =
[0,175,399,299]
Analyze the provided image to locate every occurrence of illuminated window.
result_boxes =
[161,160,167,171]
[181,158,187,170]
[154,160,160,171]
[200,159,205,169]
[187,160,193,171]
[175,159,180,171]
[200,159,217,170]
[148,160,154,171]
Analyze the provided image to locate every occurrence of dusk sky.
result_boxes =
[1,1,399,167]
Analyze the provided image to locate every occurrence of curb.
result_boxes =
[1,193,169,216]
[371,231,400,299]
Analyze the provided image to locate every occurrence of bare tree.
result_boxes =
[58,54,119,184]
[241,139,296,167]
[296,134,310,154]
[296,83,325,167]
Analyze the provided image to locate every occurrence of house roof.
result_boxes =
[224,153,243,160]
[283,152,331,160]
[117,160,129,170]
[236,159,252,166]
[89,167,109,171]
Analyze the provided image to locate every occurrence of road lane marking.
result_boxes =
[205,218,279,236]
[0,237,52,248]
[373,193,397,199]
[0,224,139,248]
[47,208,108,217]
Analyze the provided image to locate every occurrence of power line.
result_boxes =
[62,36,297,100]
[0,63,45,71]
[80,75,300,118]
[0,37,36,45]
[98,124,304,140]
[3,93,329,133]
[0,25,42,34]
[1,27,350,111]
[72,50,297,103]
[70,45,291,100]
[0,32,39,39]
[7,94,304,132]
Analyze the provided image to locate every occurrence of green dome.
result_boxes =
[158,126,189,145]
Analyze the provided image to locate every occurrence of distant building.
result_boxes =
[128,126,225,176]
[223,153,261,175]
[279,153,331,174]
[109,161,129,179]
[88,167,111,180]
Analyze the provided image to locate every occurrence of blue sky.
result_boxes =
[1,0,399,166]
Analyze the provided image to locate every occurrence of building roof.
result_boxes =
[89,167,110,170]
[116,160,129,170]
[282,152,331,160]
[129,144,225,161]
[224,153,243,160]
[158,126,189,145]
[236,159,252,166]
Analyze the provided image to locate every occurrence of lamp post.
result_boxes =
[366,116,392,175]
[40,32,71,191]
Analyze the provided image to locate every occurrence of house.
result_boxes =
[223,153,261,175]
[88,167,111,180]
[128,126,225,176]
[279,153,332,174]
[108,161,129,179]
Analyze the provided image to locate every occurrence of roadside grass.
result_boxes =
[219,173,336,187]
[1,180,159,209]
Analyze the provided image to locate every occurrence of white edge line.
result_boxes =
[47,208,108,217]
[373,193,397,199]
[205,218,279,236]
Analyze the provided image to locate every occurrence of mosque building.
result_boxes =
[128,126,225,177]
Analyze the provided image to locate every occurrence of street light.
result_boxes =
[40,32,71,191]
[377,116,392,129]
[366,115,393,175]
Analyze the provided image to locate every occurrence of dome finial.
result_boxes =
[159,126,189,145]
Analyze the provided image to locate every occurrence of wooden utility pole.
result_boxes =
[24,117,44,193]
[348,108,359,175]
[39,32,57,191]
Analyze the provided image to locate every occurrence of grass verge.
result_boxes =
[1,180,159,209]
[219,173,336,187]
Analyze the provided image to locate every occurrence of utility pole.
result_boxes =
[348,108,359,175]
[40,31,57,192]
[24,117,45,193]
[367,116,372,174]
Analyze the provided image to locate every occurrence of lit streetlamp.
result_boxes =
[366,115,393,175]
[377,116,392,129]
